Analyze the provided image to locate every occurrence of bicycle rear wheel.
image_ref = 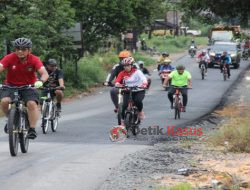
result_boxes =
[19,111,29,153]
[41,102,50,134]
[8,108,19,156]
[223,71,227,81]
[174,99,180,119]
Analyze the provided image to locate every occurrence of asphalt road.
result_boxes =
[0,52,249,190]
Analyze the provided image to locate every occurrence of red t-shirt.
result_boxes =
[0,53,44,86]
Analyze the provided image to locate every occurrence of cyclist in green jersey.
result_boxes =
[163,65,192,112]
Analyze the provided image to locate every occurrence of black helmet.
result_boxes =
[162,52,169,57]
[47,59,57,66]
[14,38,32,48]
[176,65,185,70]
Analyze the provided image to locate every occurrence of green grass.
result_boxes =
[154,183,193,190]
[141,34,208,53]
[63,50,155,97]
[210,105,250,153]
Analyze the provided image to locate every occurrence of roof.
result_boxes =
[214,41,236,45]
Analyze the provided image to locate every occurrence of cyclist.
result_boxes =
[197,50,210,75]
[157,52,171,71]
[43,58,65,111]
[115,57,148,125]
[0,38,49,139]
[162,65,192,112]
[104,50,132,113]
[220,51,231,78]
[138,60,151,89]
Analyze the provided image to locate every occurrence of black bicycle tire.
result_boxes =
[8,108,19,156]
[20,111,29,153]
[201,68,205,80]
[125,112,132,137]
[117,103,123,125]
[51,106,58,132]
[41,103,49,134]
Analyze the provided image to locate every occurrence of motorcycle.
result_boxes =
[160,69,172,88]
[242,48,249,60]
[189,46,196,58]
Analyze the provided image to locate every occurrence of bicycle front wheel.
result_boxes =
[125,112,132,137]
[8,108,19,156]
[51,106,58,132]
[117,103,123,125]
[41,102,50,134]
[19,111,29,153]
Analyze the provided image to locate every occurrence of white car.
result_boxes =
[186,30,201,36]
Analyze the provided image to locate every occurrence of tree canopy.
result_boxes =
[180,0,250,26]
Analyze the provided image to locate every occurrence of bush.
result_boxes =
[210,105,250,153]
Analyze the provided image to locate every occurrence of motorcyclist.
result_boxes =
[162,65,192,112]
[197,50,210,75]
[220,51,231,78]
[104,50,132,112]
[138,60,151,89]
[189,39,197,55]
[157,52,171,71]
[159,58,175,85]
[159,58,175,74]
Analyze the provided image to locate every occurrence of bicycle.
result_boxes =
[222,63,228,81]
[173,87,189,119]
[120,86,143,137]
[200,61,206,80]
[0,85,33,156]
[40,86,63,134]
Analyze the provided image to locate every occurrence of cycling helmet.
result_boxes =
[122,57,134,66]
[202,50,206,54]
[47,59,57,66]
[119,50,131,58]
[137,60,144,66]
[176,65,185,70]
[14,38,32,48]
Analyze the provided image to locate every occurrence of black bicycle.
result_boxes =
[40,86,62,134]
[200,61,206,80]
[119,86,143,137]
[222,63,228,81]
[0,85,32,156]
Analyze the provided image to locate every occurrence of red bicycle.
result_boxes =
[173,87,189,119]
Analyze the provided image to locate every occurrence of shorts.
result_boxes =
[0,88,40,104]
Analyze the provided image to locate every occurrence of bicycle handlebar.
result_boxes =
[0,84,34,90]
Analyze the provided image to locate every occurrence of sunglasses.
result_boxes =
[16,47,29,51]
[124,64,132,67]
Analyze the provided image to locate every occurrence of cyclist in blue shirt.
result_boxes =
[220,51,231,78]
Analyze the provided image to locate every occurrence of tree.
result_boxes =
[0,0,76,61]
[180,0,250,26]
[71,0,167,53]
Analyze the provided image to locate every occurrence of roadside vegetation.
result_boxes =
[63,50,156,97]
[210,104,250,153]
[141,34,208,53]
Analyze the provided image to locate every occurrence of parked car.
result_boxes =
[208,41,241,69]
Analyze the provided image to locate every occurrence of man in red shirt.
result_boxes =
[0,38,49,139]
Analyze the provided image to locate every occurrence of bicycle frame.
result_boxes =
[0,85,32,156]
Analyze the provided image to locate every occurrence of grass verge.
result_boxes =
[209,104,250,153]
